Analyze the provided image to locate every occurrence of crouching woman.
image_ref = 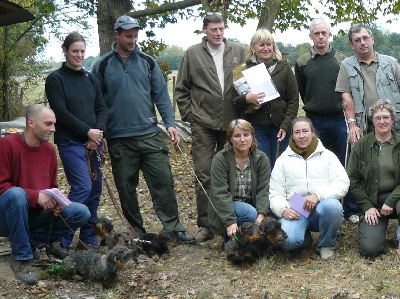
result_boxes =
[269,117,349,260]
[208,119,270,241]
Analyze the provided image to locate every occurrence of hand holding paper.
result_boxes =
[289,193,311,218]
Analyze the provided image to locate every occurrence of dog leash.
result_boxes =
[175,144,229,228]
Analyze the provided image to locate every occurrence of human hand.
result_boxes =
[103,138,108,153]
[226,223,239,237]
[38,192,58,211]
[282,208,300,220]
[277,129,286,142]
[167,127,180,147]
[304,194,319,211]
[380,204,393,217]
[245,91,265,105]
[87,129,103,145]
[349,122,363,144]
[364,207,380,225]
[255,213,265,225]
[85,140,99,151]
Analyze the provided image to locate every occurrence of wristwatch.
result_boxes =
[347,118,357,124]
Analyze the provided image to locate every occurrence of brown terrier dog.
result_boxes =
[141,230,180,261]
[107,229,142,257]
[92,217,114,246]
[253,216,287,257]
[224,222,264,266]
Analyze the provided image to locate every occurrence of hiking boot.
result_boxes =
[195,227,214,242]
[9,258,38,284]
[320,248,335,261]
[76,241,99,251]
[174,231,197,244]
[348,215,360,224]
[49,243,69,259]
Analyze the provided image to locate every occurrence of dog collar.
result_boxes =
[233,234,248,244]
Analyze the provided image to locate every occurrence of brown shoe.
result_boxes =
[195,227,214,242]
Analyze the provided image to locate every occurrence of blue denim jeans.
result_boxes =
[57,141,103,247]
[253,124,289,169]
[308,115,357,218]
[233,201,257,225]
[0,187,90,260]
[279,198,343,252]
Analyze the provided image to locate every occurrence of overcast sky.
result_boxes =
[44,9,400,61]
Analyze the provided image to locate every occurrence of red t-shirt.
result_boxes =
[0,133,58,208]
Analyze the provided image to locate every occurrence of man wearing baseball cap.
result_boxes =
[92,15,196,243]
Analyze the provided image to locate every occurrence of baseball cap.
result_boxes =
[114,15,142,30]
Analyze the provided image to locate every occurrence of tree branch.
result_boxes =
[129,0,202,18]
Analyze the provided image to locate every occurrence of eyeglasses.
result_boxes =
[373,115,392,121]
[352,36,371,43]
[206,12,222,16]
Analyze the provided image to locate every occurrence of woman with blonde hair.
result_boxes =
[208,119,271,241]
[233,29,299,169]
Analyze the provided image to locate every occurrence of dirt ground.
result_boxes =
[2,143,400,299]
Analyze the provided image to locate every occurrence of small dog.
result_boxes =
[253,216,288,257]
[141,230,180,261]
[63,244,137,288]
[224,222,264,266]
[107,229,142,256]
[92,217,114,246]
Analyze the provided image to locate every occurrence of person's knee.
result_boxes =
[281,234,305,251]
[7,187,28,208]
[64,203,90,226]
[359,242,384,258]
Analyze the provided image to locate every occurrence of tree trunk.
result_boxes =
[97,0,131,56]
[257,0,281,32]
[1,28,10,121]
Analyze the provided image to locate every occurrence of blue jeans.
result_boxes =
[233,201,257,225]
[253,124,289,169]
[308,115,357,218]
[279,198,343,252]
[0,187,90,260]
[57,141,103,247]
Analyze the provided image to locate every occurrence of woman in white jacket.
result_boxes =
[270,117,349,260]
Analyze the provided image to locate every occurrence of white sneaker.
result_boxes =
[320,248,334,261]
[348,215,359,224]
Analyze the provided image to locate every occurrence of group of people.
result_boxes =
[1,11,400,285]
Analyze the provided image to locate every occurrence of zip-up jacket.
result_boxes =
[174,37,246,130]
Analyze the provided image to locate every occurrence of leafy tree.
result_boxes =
[156,45,184,70]
[0,0,90,120]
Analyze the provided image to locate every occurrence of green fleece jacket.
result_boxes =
[347,130,400,212]
[233,60,299,133]
[208,148,270,235]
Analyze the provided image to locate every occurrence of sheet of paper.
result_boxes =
[289,192,310,218]
[40,188,71,206]
[242,63,280,103]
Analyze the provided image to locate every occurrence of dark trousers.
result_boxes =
[308,114,358,217]
[358,199,400,257]
[191,124,226,228]
[107,133,184,236]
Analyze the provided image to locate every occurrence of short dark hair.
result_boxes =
[348,24,373,42]
[62,32,85,50]
[203,12,224,29]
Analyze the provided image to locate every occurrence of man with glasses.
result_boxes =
[295,18,358,224]
[175,12,246,242]
[336,23,400,144]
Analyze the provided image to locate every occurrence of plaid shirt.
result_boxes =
[234,158,252,202]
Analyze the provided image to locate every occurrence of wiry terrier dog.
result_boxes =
[253,216,287,257]
[63,244,137,288]
[92,217,114,246]
[224,222,264,267]
[107,229,142,256]
[141,230,180,261]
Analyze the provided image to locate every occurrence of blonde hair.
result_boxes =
[225,119,258,151]
[244,28,282,62]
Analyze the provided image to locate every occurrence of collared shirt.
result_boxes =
[310,45,332,59]
[376,136,395,194]
[234,158,252,202]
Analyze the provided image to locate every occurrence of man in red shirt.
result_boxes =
[0,104,90,284]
